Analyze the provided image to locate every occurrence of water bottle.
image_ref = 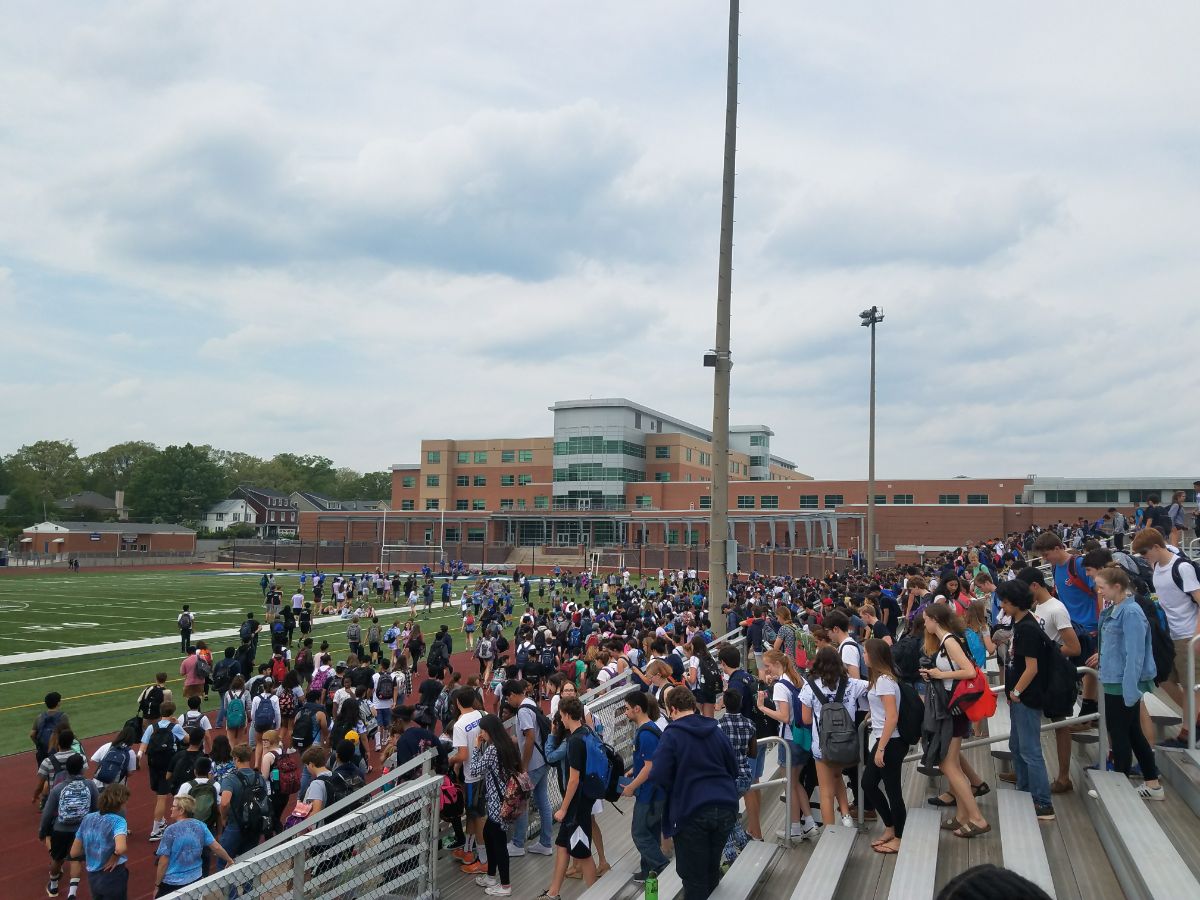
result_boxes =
[645,871,658,900]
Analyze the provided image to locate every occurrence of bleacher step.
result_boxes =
[997,788,1056,899]
[787,824,856,899]
[886,808,939,900]
[577,847,639,900]
[708,840,779,900]
[1085,769,1200,899]
[1157,746,1200,822]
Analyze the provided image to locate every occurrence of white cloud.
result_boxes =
[1,1,1198,477]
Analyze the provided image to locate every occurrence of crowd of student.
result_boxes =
[24,502,1200,900]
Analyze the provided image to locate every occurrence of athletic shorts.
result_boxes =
[48,830,75,861]
[465,781,485,817]
[150,767,173,796]
[368,642,381,655]
[555,806,594,859]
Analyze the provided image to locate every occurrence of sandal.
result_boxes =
[927,794,956,807]
[953,822,992,839]
[973,782,991,798]
[873,842,900,855]
[940,816,962,831]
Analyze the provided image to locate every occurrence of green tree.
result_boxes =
[351,471,391,499]
[0,485,57,540]
[0,457,11,494]
[84,441,159,497]
[7,440,84,503]
[127,443,225,522]
[260,454,338,495]
[208,448,271,494]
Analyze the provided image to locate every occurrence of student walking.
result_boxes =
[70,784,130,900]
[39,753,98,899]
[468,714,526,896]
[154,794,235,895]
[862,638,907,854]
[619,691,670,882]
[798,647,870,830]
[755,649,818,840]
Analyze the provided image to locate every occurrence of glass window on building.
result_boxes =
[426,475,439,487]
[1086,489,1118,503]
[534,495,549,509]
[655,446,670,459]
[655,472,671,482]
[760,495,779,509]
[518,474,532,485]
[444,527,461,543]
[456,500,468,510]
[799,495,818,509]
[893,494,913,504]
[472,499,486,510]
[666,529,679,545]
[473,475,487,486]
[1044,490,1077,503]
[474,451,488,464]
[824,494,843,508]
[456,475,469,487]
[517,499,526,510]
[501,450,515,463]
[636,495,652,509]
[873,495,886,505]
[499,499,514,509]
[699,495,712,509]
[467,528,485,543]
[401,476,415,488]
[426,451,440,463]
[685,448,693,462]
[425,499,439,510]
[967,494,989,505]
[519,450,534,462]
[500,474,515,486]
[737,495,754,509]
[750,434,767,446]
[457,451,470,464]
[939,494,960,504]
[400,499,414,510]
[750,456,767,468]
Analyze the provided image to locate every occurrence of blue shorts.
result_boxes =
[778,741,811,773]
[751,749,766,780]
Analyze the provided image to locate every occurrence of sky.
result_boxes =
[2,1,1198,479]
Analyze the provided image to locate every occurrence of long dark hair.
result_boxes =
[335,698,359,730]
[808,646,846,690]
[477,714,523,776]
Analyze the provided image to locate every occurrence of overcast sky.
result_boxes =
[3,2,1198,479]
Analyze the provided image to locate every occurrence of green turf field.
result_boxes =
[0,569,530,757]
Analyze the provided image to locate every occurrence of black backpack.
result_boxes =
[146,724,181,771]
[240,620,255,641]
[292,703,320,750]
[427,641,447,668]
[1038,629,1080,718]
[213,659,239,694]
[232,769,272,839]
[320,769,365,821]
[1134,597,1176,687]
[138,686,165,720]
[375,674,395,701]
[896,681,924,746]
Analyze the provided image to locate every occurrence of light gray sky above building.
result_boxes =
[2,2,1197,477]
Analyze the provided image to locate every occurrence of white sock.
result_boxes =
[803,815,815,828]
[477,845,488,864]
[465,835,475,854]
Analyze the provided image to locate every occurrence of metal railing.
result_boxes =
[1189,635,1200,751]
[744,736,794,845]
[164,773,442,900]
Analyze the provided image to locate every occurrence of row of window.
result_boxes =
[552,465,645,483]
[425,449,535,464]
[553,438,646,458]
[749,456,767,468]
[1043,489,1195,504]
[404,496,554,511]
[749,434,768,446]
[442,528,486,543]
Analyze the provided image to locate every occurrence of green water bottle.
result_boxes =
[645,871,659,900]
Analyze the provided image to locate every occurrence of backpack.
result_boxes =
[579,728,624,802]
[516,644,531,668]
[56,778,93,828]
[271,658,288,683]
[1110,551,1155,599]
[253,697,276,731]
[1135,597,1176,686]
[896,681,924,747]
[294,649,313,676]
[374,673,395,701]
[434,689,453,729]
[35,712,63,756]
[319,769,365,820]
[521,700,553,758]
[496,768,534,824]
[840,638,867,678]
[808,679,860,765]
[278,689,297,718]
[187,780,220,831]
[1065,557,1097,601]
[226,693,247,730]
[240,620,254,641]
[540,647,557,670]
[292,703,319,749]
[568,627,581,649]
[195,655,213,681]
[231,769,272,839]
[697,655,721,696]
[384,626,400,643]
[272,620,286,639]
[476,637,495,660]
[310,668,332,693]
[95,743,130,785]
[48,753,74,790]
[776,678,813,751]
[181,709,205,732]
[180,612,194,631]
[147,724,181,771]
[427,641,448,669]
[272,749,301,795]
[1038,628,1081,719]
[1170,553,1200,597]
[138,685,165,720]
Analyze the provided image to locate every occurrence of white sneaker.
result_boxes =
[506,843,526,857]
[475,875,498,887]
[526,843,554,856]
[485,886,512,897]
[1138,784,1166,802]
[800,822,821,841]
[840,814,854,828]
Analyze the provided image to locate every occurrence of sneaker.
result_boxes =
[534,893,561,900]
[475,875,498,887]
[840,814,854,828]
[1138,784,1166,802]
[1034,804,1056,821]
[998,771,1017,784]
[148,830,163,843]
[46,881,59,898]
[460,861,488,875]
[506,843,526,857]
[632,874,647,885]
[527,843,554,856]
[452,848,472,861]
[1157,737,1188,749]
[485,887,513,897]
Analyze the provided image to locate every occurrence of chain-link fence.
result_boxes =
[164,774,441,900]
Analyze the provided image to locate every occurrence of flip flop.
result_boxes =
[873,843,900,855]
[927,795,956,807]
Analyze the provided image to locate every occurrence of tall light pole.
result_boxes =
[706,0,740,624]
[860,306,884,573]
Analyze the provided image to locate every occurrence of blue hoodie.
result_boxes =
[647,713,739,837]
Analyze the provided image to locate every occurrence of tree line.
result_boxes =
[0,440,389,540]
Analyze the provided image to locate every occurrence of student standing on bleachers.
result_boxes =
[863,638,906,854]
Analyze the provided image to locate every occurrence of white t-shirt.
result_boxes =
[1152,549,1200,639]
[1033,597,1072,645]
[89,742,138,781]
[292,592,305,610]
[838,639,863,677]
[176,775,213,798]
[798,677,869,761]
[867,674,901,744]
[453,709,484,783]
[250,695,280,730]
[372,673,397,710]
[771,676,800,741]
[180,710,213,736]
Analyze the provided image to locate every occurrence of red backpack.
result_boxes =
[271,657,288,683]
[272,749,301,795]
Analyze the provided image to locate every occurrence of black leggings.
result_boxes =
[863,738,907,837]
[483,818,510,885]
[1104,694,1159,781]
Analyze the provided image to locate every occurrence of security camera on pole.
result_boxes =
[860,306,884,573]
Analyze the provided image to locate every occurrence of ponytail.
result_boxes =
[763,649,803,688]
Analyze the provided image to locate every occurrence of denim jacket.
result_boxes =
[1098,595,1156,707]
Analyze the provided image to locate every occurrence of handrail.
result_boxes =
[241,746,437,860]
[578,625,745,702]
[1189,635,1200,751]
[744,735,793,846]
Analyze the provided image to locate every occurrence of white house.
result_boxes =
[202,498,258,533]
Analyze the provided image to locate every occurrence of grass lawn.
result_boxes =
[0,569,540,757]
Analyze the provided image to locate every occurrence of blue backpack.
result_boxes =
[777,678,812,753]
[579,728,623,802]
